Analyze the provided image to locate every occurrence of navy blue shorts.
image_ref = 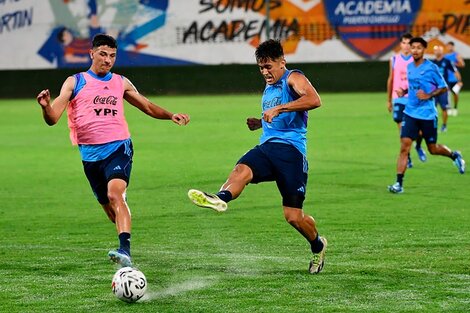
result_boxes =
[401,114,438,144]
[82,141,133,204]
[237,142,308,208]
[435,92,450,110]
[448,81,457,93]
[392,102,406,123]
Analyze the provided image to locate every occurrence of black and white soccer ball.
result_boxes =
[112,267,147,303]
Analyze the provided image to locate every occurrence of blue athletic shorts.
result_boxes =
[82,141,133,204]
[435,92,450,110]
[401,114,438,144]
[392,102,406,123]
[237,142,308,208]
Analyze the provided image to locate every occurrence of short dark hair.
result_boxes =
[92,33,117,49]
[255,39,284,63]
[447,41,455,46]
[401,33,413,41]
[57,27,68,43]
[410,37,427,48]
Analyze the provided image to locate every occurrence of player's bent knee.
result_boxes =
[284,212,301,225]
[232,163,253,181]
[283,207,305,229]
[106,191,125,205]
[427,144,438,155]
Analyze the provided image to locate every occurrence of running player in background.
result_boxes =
[432,45,461,132]
[444,41,465,116]
[388,37,465,194]
[386,33,427,167]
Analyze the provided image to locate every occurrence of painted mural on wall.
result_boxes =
[35,0,194,68]
[1,0,470,69]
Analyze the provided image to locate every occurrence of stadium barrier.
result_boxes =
[1,61,468,98]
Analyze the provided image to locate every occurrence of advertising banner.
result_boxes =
[1,0,470,69]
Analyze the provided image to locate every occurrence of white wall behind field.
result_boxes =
[1,0,470,69]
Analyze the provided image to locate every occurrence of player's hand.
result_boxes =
[395,88,405,97]
[37,89,51,108]
[416,90,430,100]
[172,113,190,125]
[387,100,392,113]
[262,106,281,123]
[246,117,262,131]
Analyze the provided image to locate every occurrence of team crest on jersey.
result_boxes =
[324,0,421,59]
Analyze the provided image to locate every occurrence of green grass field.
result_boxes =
[0,93,469,313]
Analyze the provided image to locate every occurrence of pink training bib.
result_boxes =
[67,72,130,145]
[392,54,413,99]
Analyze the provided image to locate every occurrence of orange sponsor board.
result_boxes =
[256,0,470,59]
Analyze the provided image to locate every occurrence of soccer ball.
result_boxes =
[112,267,147,303]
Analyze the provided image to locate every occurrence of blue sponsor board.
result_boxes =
[324,0,422,59]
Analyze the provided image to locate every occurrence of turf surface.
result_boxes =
[0,93,469,312]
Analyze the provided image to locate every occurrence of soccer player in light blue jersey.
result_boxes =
[444,41,465,116]
[188,39,327,274]
[432,44,461,132]
[388,37,465,194]
[386,33,427,166]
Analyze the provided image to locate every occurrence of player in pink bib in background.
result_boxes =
[36,34,190,268]
[386,33,427,168]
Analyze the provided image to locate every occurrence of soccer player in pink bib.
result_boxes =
[36,34,190,267]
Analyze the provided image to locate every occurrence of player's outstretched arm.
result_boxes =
[386,58,394,113]
[37,76,74,126]
[456,53,465,68]
[123,77,190,126]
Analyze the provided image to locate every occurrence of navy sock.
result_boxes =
[416,137,423,149]
[450,151,457,161]
[310,234,324,253]
[397,174,404,186]
[216,190,233,203]
[118,232,131,256]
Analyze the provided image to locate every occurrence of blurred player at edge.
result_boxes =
[36,34,190,267]
[187,39,327,274]
[444,41,465,116]
[432,45,461,132]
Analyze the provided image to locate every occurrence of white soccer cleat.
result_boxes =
[187,189,228,212]
[309,237,327,274]
[388,182,404,194]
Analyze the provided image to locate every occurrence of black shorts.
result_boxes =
[237,142,308,208]
[392,102,406,123]
[401,114,438,144]
[82,141,133,204]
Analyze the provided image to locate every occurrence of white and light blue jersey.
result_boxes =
[259,69,308,155]
[405,59,447,120]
